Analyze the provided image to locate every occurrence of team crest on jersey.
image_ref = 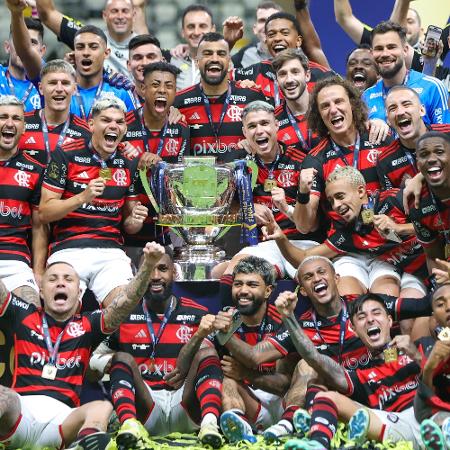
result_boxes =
[165,138,179,156]
[66,322,86,338]
[47,161,59,179]
[226,105,242,122]
[113,169,128,186]
[366,149,379,164]
[277,171,295,187]
[176,325,193,343]
[14,170,31,188]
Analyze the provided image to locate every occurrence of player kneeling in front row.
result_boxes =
[90,248,225,449]
[0,241,168,450]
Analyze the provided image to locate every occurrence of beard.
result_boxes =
[200,66,228,86]
[378,58,404,79]
[146,280,173,303]
[234,296,266,316]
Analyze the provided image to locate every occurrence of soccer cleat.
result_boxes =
[293,409,311,437]
[421,419,446,450]
[284,438,327,450]
[220,411,256,443]
[264,422,293,443]
[441,416,450,449]
[115,418,151,450]
[198,421,223,449]
[347,408,370,445]
[67,431,111,450]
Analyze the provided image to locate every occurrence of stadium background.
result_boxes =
[0,0,447,75]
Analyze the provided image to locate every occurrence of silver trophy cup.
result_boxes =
[156,157,240,280]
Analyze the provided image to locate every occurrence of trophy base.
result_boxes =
[174,245,227,281]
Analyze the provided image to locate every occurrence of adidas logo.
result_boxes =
[79,171,90,179]
[189,112,200,120]
[264,85,271,92]
[25,136,36,144]
[282,133,291,142]
[135,329,147,339]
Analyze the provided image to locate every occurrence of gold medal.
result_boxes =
[383,346,398,363]
[42,363,57,380]
[445,243,450,260]
[264,178,277,192]
[361,207,374,225]
[438,327,450,342]
[99,167,112,181]
[148,357,155,373]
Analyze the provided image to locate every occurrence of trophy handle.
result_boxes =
[216,225,233,241]
[139,168,160,213]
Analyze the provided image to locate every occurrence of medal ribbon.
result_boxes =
[238,314,267,344]
[40,110,70,164]
[142,296,176,361]
[310,299,348,364]
[199,83,232,143]
[41,313,72,365]
[285,106,311,152]
[6,70,34,104]
[330,133,361,170]
[74,81,104,120]
[138,109,168,156]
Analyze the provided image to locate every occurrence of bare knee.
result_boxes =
[0,386,20,434]
[111,351,139,369]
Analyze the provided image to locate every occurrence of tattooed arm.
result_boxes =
[276,291,349,393]
[102,242,164,330]
[176,314,217,378]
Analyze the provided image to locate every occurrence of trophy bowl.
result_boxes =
[155,157,240,281]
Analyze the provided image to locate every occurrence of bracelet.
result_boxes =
[297,191,310,204]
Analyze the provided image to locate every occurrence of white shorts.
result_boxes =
[250,388,283,431]
[333,254,426,294]
[0,394,73,450]
[143,384,199,436]
[372,406,422,450]
[47,248,133,304]
[0,260,38,293]
[237,240,319,279]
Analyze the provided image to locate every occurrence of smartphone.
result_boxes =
[422,25,443,58]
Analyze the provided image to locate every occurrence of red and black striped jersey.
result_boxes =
[173,81,269,163]
[377,124,450,189]
[121,108,190,247]
[106,297,209,390]
[20,110,91,166]
[408,185,450,260]
[123,108,190,163]
[268,293,431,370]
[414,336,450,421]
[325,189,427,279]
[0,151,45,264]
[0,293,111,407]
[211,303,283,374]
[250,145,322,242]
[274,103,321,155]
[233,60,336,105]
[42,139,139,254]
[344,355,420,412]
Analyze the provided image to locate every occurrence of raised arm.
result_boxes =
[35,0,64,37]
[389,0,411,27]
[131,0,149,35]
[102,242,164,330]
[276,291,349,392]
[333,0,365,44]
[294,0,330,68]
[7,0,44,80]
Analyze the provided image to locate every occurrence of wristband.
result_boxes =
[286,205,295,216]
[297,191,310,204]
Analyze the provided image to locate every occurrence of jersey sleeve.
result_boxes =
[59,15,84,50]
[301,153,324,195]
[266,326,296,356]
[426,79,449,124]
[325,225,349,254]
[42,147,70,193]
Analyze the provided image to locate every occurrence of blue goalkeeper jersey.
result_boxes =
[363,69,449,125]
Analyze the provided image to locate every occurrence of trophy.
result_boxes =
[140,157,258,281]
